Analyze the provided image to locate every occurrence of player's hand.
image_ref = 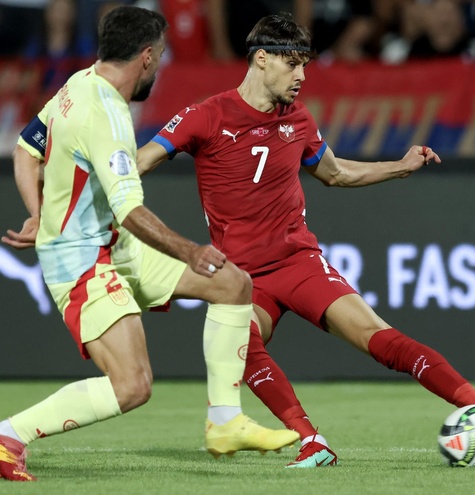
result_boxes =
[1,216,39,250]
[401,145,441,174]
[189,244,226,278]
[418,145,441,165]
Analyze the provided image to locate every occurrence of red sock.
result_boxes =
[368,328,475,407]
[244,321,316,440]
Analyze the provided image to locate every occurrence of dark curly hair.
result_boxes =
[246,13,313,65]
[98,6,168,62]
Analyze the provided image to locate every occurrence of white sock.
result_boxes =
[208,406,242,425]
[302,433,329,447]
[0,419,24,444]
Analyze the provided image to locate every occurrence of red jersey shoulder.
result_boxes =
[164,90,236,136]
[278,100,316,127]
[190,90,236,118]
[160,91,320,155]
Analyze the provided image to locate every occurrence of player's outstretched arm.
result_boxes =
[306,145,441,188]
[137,141,169,176]
[122,205,225,278]
[1,145,43,250]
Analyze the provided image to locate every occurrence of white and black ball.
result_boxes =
[438,405,475,467]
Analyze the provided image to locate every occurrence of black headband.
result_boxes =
[248,45,312,53]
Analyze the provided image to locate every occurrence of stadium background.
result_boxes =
[0,2,474,382]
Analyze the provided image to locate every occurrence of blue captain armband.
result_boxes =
[20,116,47,156]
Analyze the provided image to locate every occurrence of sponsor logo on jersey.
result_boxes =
[250,127,269,137]
[185,106,196,113]
[164,114,183,133]
[278,123,295,142]
[109,150,133,176]
[222,129,239,142]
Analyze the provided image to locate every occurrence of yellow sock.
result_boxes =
[10,377,121,445]
[203,303,252,406]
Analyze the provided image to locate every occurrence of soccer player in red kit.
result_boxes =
[105,13,475,468]
[138,13,475,468]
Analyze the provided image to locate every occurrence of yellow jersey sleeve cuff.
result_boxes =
[17,136,44,161]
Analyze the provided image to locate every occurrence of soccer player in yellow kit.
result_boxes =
[0,6,298,482]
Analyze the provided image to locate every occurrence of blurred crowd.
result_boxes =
[0,0,474,91]
[204,0,475,64]
[1,0,475,63]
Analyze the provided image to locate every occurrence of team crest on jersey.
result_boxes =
[109,150,132,176]
[278,123,296,142]
[164,114,183,133]
[250,127,269,137]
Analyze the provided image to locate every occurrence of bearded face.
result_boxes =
[131,73,156,102]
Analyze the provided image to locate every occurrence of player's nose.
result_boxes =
[296,65,305,82]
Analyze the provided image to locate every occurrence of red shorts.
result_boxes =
[251,249,358,333]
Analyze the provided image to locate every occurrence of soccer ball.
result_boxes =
[438,405,475,467]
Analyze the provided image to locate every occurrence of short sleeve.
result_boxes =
[152,103,211,158]
[301,108,327,166]
[84,103,144,225]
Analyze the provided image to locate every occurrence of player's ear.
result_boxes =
[142,45,153,69]
[255,49,267,69]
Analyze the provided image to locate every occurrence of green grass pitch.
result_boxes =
[0,380,473,495]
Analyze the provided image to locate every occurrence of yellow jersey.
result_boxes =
[18,65,143,284]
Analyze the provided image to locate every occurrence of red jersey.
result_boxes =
[153,89,327,274]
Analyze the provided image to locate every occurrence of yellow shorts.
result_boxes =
[47,236,187,359]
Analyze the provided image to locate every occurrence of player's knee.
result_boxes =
[234,268,252,301]
[126,377,152,410]
[215,264,252,304]
[114,370,153,412]
[137,376,153,405]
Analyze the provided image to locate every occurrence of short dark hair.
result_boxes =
[98,6,168,62]
[245,13,313,65]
